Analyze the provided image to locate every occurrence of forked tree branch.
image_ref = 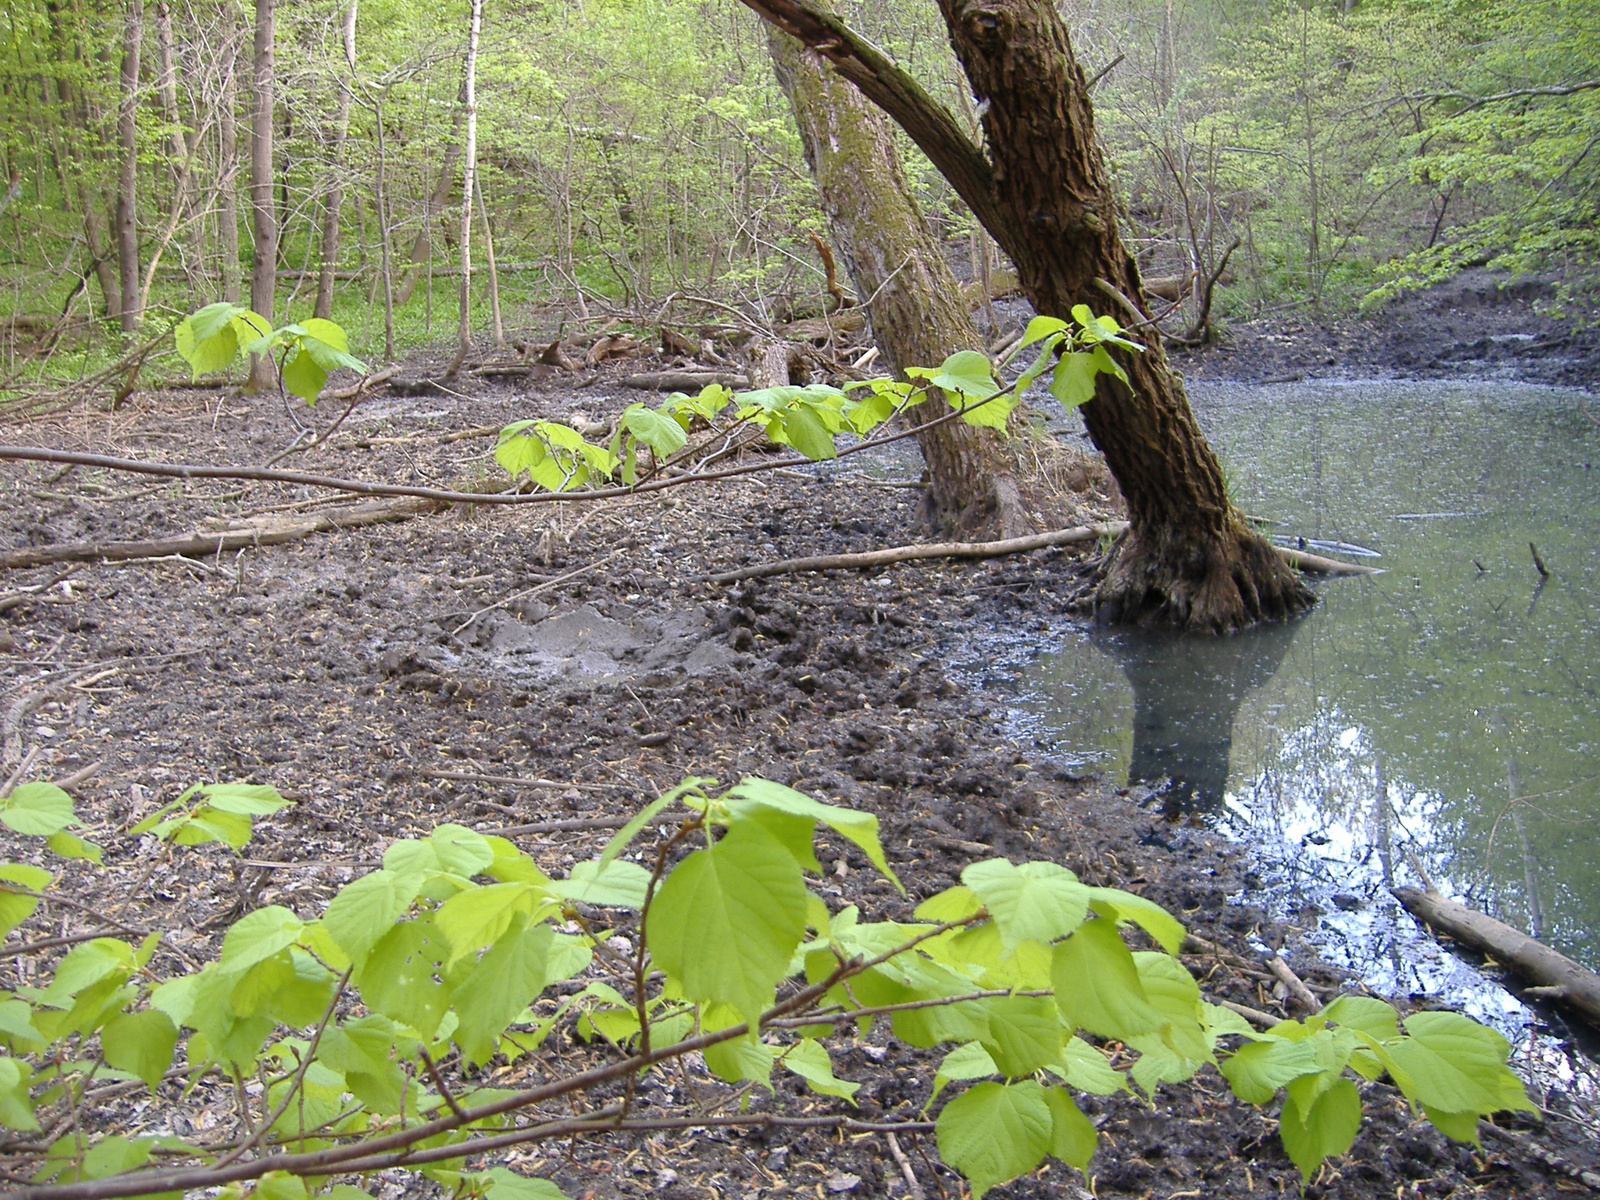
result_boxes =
[734,0,1002,237]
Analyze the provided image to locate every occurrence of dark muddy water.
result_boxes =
[956,379,1600,1090]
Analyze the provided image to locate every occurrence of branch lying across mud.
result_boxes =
[703,523,1384,584]
[0,497,443,569]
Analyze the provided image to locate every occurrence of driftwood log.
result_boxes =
[1393,886,1600,1027]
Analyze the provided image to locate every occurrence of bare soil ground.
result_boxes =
[2,343,1598,1199]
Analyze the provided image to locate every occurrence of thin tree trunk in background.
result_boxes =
[248,0,277,388]
[153,0,198,285]
[315,0,359,320]
[220,45,242,304]
[85,201,121,321]
[446,0,484,376]
[372,93,396,358]
[767,24,1031,539]
[114,0,142,332]
[393,96,465,307]
[477,175,503,347]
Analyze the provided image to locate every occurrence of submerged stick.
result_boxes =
[1392,886,1600,1027]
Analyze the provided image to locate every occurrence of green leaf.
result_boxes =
[1051,918,1163,1041]
[780,404,837,461]
[197,783,293,816]
[39,939,133,1007]
[358,918,451,1039]
[46,832,102,863]
[1386,1011,1535,1115]
[935,1080,1053,1200]
[436,881,553,965]
[1424,1105,1483,1144]
[647,819,808,1025]
[724,778,900,891]
[930,350,1000,399]
[1130,951,1211,1062]
[100,1010,179,1090]
[1321,994,1400,1043]
[556,858,651,908]
[598,779,710,872]
[704,1030,776,1087]
[188,301,249,345]
[0,864,51,939]
[914,885,984,924]
[299,334,367,375]
[1086,887,1185,955]
[622,405,689,456]
[980,994,1063,1077]
[1,782,77,835]
[174,304,243,376]
[0,998,44,1046]
[1050,1036,1126,1095]
[322,868,424,966]
[1048,352,1099,410]
[1091,344,1129,386]
[495,426,547,477]
[962,859,1089,949]
[1279,1075,1361,1182]
[256,1171,309,1200]
[783,1038,859,1102]
[281,349,329,406]
[454,920,552,1066]
[0,1056,39,1131]
[429,824,495,878]
[1017,316,1070,351]
[1220,1037,1322,1104]
[80,1134,155,1180]
[479,1167,569,1200]
[218,906,305,976]
[1044,1086,1097,1171]
[932,1041,1000,1103]
[299,317,349,352]
[319,1016,407,1114]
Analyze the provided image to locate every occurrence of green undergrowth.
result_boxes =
[0,770,1535,1200]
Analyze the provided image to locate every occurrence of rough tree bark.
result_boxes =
[767,25,1031,539]
[247,0,277,389]
[739,0,1315,630]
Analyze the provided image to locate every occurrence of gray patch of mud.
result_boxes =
[457,603,737,686]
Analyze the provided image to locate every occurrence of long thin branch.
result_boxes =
[0,392,996,511]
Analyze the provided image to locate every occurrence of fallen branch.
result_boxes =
[620,370,749,391]
[1392,886,1600,1027]
[0,497,445,570]
[703,524,1124,583]
[703,522,1384,584]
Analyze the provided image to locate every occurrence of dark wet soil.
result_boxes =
[1167,268,1600,391]
[2,324,1598,1199]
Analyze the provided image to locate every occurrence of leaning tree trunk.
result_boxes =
[740,0,1315,631]
[768,25,1030,539]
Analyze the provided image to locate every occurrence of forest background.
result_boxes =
[0,0,1596,379]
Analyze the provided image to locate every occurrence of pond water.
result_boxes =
[953,379,1600,1070]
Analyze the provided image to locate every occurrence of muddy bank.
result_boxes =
[2,365,1598,1197]
[1167,269,1600,391]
